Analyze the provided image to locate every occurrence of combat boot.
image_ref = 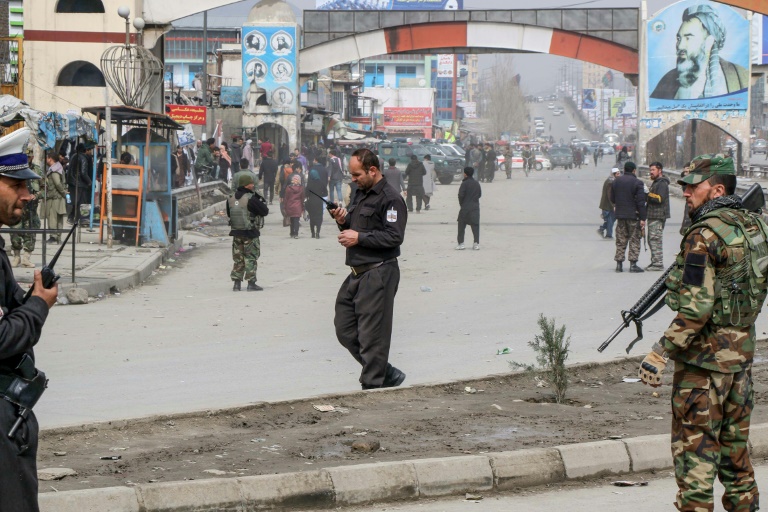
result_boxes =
[233,280,241,291]
[11,250,20,267]
[247,279,263,291]
[615,262,623,273]
[629,261,644,273]
[315,227,320,239]
[21,251,34,268]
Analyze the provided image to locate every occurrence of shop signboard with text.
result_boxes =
[166,105,206,126]
[383,107,433,127]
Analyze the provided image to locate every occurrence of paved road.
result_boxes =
[337,464,766,511]
[33,160,768,429]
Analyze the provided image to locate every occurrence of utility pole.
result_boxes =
[202,11,208,107]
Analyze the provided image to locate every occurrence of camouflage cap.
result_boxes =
[677,154,734,186]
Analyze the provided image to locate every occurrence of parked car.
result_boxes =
[752,139,768,154]
[378,142,461,184]
[598,143,615,155]
[421,142,465,176]
[568,124,577,132]
[440,143,465,158]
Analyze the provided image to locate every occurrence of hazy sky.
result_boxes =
[175,0,743,94]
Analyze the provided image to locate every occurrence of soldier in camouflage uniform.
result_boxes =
[646,161,670,271]
[638,155,768,512]
[10,151,42,268]
[226,173,268,291]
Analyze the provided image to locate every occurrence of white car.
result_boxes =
[547,102,555,109]
[568,125,577,132]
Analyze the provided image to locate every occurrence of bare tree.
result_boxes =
[478,55,528,139]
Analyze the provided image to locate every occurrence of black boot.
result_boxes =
[629,262,644,273]
[247,279,263,291]
[615,262,623,273]
[315,227,320,239]
[310,226,316,238]
[233,280,241,291]
[382,364,406,388]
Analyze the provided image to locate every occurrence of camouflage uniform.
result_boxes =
[660,156,768,512]
[614,219,642,262]
[646,174,670,269]
[10,163,42,253]
[230,236,260,282]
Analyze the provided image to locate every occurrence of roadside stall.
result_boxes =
[82,106,181,247]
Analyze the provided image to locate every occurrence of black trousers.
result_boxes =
[406,186,424,212]
[335,261,400,387]
[68,185,89,222]
[0,400,39,512]
[458,220,479,244]
[263,180,275,203]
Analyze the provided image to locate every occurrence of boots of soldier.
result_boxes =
[11,250,20,267]
[615,262,623,273]
[629,261,644,273]
[21,251,34,268]
[233,280,241,291]
[310,226,315,238]
[247,279,263,291]
[316,226,320,239]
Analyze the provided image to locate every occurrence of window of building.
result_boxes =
[56,61,105,87]
[55,0,105,13]
[364,64,384,87]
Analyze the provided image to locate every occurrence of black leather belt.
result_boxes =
[350,258,396,276]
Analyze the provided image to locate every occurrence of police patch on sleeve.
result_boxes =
[682,251,707,287]
[386,208,397,223]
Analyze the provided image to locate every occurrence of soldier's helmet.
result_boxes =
[0,128,43,180]
[678,154,734,186]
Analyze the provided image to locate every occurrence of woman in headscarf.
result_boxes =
[283,174,305,239]
[219,141,232,182]
[243,139,255,172]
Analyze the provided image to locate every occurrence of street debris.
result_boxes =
[100,456,121,460]
[38,468,77,481]
[351,440,381,453]
[622,377,641,383]
[612,481,649,487]
[464,386,477,394]
[313,405,335,412]
[420,286,432,292]
[465,493,483,501]
[496,347,511,355]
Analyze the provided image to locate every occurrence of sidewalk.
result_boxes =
[35,405,768,512]
[6,222,186,299]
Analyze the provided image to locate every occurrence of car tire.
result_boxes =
[438,176,453,185]
[535,162,543,171]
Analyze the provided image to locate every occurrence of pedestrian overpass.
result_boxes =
[299,8,640,76]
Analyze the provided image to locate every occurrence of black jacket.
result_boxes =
[646,175,670,220]
[259,158,278,183]
[610,172,646,221]
[404,161,426,188]
[457,176,481,224]
[339,178,407,267]
[68,152,92,188]
[0,236,49,371]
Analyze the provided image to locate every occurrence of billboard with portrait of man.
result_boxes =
[646,0,749,112]
[242,25,297,115]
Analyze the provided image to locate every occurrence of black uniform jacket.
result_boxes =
[0,236,49,371]
[339,177,407,267]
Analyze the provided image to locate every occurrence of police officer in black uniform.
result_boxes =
[330,148,408,389]
[0,128,59,512]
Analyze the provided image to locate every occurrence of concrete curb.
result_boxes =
[35,429,695,512]
[179,199,227,227]
[55,237,184,298]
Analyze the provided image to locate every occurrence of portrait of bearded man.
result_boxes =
[650,4,748,100]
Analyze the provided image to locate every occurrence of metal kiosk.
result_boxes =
[83,106,182,246]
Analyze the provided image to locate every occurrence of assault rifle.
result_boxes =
[597,182,766,354]
[22,218,78,303]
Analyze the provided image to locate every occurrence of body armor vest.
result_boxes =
[665,208,768,327]
[228,192,264,231]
